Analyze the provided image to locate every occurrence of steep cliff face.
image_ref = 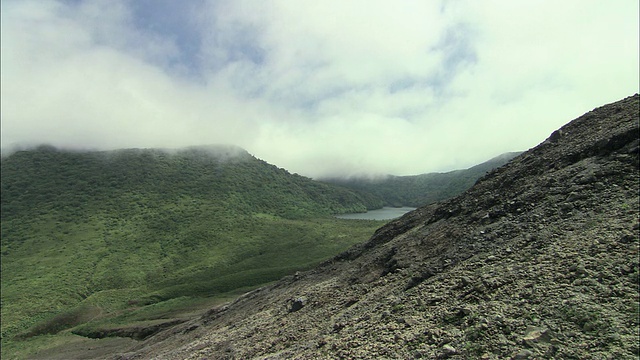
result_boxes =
[107,95,638,359]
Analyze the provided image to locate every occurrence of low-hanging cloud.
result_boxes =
[2,0,638,178]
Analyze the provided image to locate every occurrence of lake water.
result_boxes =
[335,207,417,220]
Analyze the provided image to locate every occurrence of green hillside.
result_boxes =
[322,152,521,207]
[0,145,384,356]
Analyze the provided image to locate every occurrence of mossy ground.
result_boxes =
[2,214,384,359]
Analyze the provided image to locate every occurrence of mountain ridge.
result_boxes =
[321,151,522,207]
[1,145,383,221]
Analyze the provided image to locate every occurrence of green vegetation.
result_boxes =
[1,145,385,358]
[322,152,521,207]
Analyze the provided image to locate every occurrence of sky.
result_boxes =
[1,0,638,178]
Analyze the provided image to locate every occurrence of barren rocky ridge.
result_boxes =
[105,95,638,359]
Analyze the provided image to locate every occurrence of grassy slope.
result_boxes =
[0,146,384,357]
[322,152,522,207]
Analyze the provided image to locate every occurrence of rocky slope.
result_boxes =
[93,94,636,359]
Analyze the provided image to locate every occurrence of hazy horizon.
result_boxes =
[2,0,638,178]
[0,142,524,179]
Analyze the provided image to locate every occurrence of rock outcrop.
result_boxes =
[114,95,639,359]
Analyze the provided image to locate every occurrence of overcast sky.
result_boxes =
[1,0,638,178]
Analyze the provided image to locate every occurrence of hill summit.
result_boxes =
[106,94,639,359]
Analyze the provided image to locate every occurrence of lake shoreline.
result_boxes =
[335,206,417,220]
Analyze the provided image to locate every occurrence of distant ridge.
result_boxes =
[322,151,522,207]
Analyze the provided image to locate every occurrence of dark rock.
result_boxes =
[287,297,307,313]
[404,268,435,290]
[548,129,563,143]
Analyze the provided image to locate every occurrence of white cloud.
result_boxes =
[1,0,638,177]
